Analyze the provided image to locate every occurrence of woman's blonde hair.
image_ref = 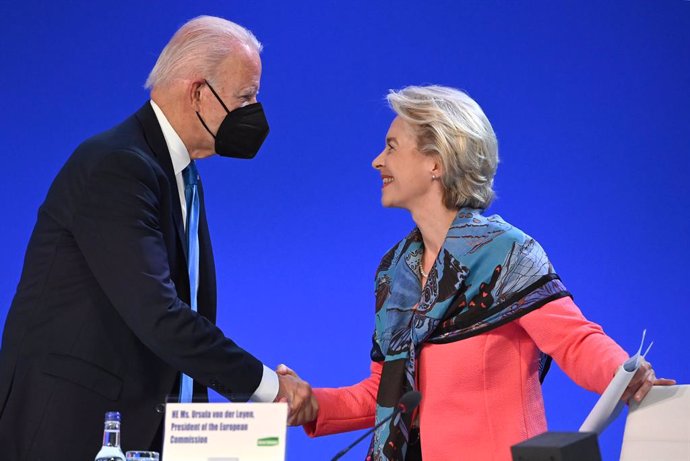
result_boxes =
[387,85,499,209]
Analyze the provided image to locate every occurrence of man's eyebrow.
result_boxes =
[237,86,259,97]
[386,137,398,145]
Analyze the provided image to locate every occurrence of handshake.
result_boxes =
[274,364,319,426]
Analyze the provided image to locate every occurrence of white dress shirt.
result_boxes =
[149,100,279,402]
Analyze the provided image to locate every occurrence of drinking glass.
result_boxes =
[125,451,159,461]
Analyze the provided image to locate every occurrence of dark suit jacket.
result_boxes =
[0,102,264,460]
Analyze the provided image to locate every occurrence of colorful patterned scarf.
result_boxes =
[367,208,570,460]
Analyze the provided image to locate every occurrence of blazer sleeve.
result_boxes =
[517,296,629,394]
[71,149,264,400]
[304,360,382,437]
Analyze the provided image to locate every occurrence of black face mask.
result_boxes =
[195,79,269,159]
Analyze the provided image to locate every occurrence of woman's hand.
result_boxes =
[276,364,320,426]
[621,358,676,404]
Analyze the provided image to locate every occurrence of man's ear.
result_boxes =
[189,80,206,111]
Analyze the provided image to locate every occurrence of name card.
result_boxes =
[162,402,287,461]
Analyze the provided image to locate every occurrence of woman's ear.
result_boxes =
[430,156,444,180]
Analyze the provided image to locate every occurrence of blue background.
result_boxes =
[1,1,688,459]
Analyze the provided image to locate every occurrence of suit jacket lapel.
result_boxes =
[134,102,188,263]
[133,101,216,321]
[196,179,217,322]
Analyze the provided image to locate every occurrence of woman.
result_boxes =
[283,85,674,460]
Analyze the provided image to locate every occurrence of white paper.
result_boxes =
[579,330,653,434]
[620,385,690,461]
[162,402,287,461]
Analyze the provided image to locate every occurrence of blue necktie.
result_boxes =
[179,161,200,403]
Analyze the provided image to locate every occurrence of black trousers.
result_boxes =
[405,428,422,461]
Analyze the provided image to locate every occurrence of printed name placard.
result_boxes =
[162,402,287,461]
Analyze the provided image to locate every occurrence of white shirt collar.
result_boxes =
[149,100,191,175]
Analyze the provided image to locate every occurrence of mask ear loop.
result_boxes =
[204,79,231,114]
[195,112,216,139]
[195,79,231,139]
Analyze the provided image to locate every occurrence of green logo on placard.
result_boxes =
[257,436,279,447]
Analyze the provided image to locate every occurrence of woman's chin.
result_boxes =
[380,198,408,211]
[380,197,395,208]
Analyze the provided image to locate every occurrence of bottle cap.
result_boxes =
[105,411,121,422]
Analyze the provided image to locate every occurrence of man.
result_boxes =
[0,16,313,460]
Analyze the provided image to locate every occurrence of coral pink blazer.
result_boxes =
[305,297,628,460]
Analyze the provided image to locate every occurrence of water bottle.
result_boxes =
[94,411,126,461]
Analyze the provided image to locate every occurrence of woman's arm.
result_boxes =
[517,296,674,400]
[517,296,628,394]
[302,361,383,437]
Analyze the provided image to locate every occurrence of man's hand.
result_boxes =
[621,357,676,404]
[275,364,319,426]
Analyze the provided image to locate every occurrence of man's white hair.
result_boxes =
[145,15,262,89]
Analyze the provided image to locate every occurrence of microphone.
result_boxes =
[331,390,421,461]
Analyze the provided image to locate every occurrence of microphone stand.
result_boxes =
[331,411,400,461]
[329,390,421,461]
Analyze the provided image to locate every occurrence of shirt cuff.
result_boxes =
[249,365,279,402]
